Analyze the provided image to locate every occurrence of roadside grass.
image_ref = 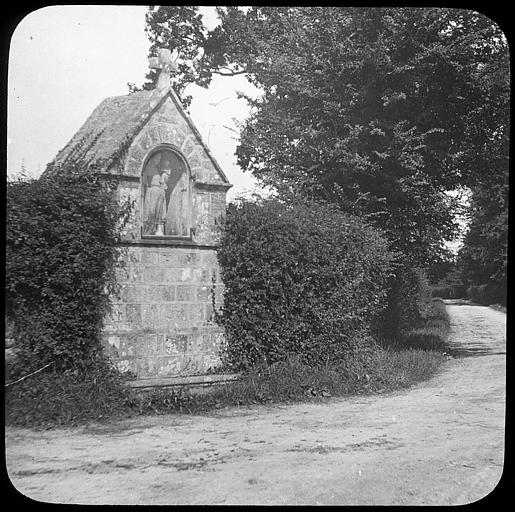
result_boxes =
[398,298,451,352]
[128,346,446,416]
[5,344,447,426]
[5,300,451,426]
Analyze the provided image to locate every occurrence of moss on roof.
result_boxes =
[45,86,229,184]
[48,89,161,173]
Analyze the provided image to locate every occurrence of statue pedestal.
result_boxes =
[155,222,165,236]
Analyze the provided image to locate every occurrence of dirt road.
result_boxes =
[6,303,506,505]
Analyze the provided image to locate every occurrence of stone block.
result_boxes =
[115,266,130,283]
[189,304,205,325]
[159,251,181,266]
[142,303,159,326]
[141,250,159,265]
[121,284,139,303]
[156,356,184,377]
[205,354,222,371]
[196,285,211,302]
[126,304,142,325]
[164,333,188,354]
[174,304,191,328]
[143,266,165,283]
[211,193,226,216]
[179,252,201,266]
[127,266,144,282]
[202,251,218,266]
[152,305,169,330]
[176,285,195,302]
[179,267,193,282]
[162,268,179,282]
[136,358,157,378]
[108,303,126,323]
[205,303,215,324]
[124,249,142,265]
[158,285,176,302]
[192,268,210,283]
[181,354,205,375]
[200,333,214,352]
[189,331,205,352]
[193,225,212,245]
[147,333,164,356]
[159,302,175,323]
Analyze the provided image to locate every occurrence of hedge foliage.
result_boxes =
[467,283,506,306]
[5,355,133,427]
[6,165,131,374]
[431,285,458,300]
[215,197,397,371]
[377,267,432,343]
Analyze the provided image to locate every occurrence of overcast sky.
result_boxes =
[7,5,263,200]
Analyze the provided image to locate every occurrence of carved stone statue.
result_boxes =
[144,168,171,235]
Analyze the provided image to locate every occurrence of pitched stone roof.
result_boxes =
[48,89,166,174]
[46,87,229,183]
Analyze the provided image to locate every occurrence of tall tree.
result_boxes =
[457,30,509,294]
[144,7,508,267]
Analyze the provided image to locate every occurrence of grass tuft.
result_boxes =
[401,298,451,351]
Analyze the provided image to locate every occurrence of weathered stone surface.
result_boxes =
[103,245,226,378]
[93,82,230,379]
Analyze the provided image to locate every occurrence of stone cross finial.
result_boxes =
[149,48,179,90]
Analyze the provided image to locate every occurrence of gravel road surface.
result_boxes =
[6,302,506,505]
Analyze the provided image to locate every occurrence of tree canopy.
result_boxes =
[143,7,508,268]
[457,33,509,294]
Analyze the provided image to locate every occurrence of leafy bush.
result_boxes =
[5,355,134,427]
[378,267,432,342]
[6,166,131,374]
[215,197,396,371]
[431,286,454,299]
[467,283,506,306]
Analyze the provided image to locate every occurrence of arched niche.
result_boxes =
[141,146,191,237]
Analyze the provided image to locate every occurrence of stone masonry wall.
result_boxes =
[102,245,225,379]
[101,91,230,380]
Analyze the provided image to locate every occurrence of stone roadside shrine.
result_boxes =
[48,48,232,385]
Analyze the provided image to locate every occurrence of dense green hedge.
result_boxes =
[467,283,506,306]
[6,166,131,375]
[5,355,132,427]
[431,285,456,299]
[377,267,432,342]
[215,197,396,371]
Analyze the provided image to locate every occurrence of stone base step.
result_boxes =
[125,373,240,391]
